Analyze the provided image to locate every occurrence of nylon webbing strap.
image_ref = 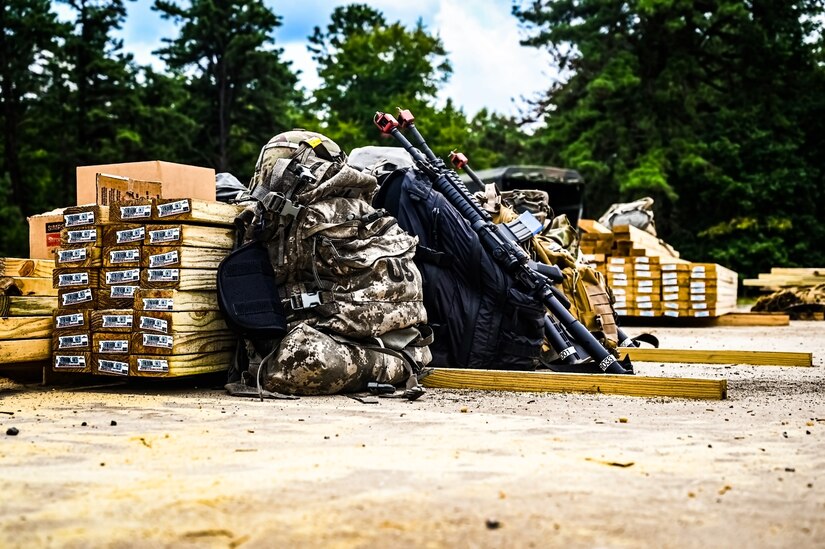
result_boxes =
[233,299,279,316]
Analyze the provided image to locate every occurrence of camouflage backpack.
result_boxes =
[222,131,431,397]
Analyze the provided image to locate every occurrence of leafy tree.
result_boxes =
[307,4,452,153]
[514,0,825,276]
[154,0,301,180]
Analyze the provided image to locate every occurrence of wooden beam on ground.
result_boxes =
[421,368,727,400]
[620,312,790,327]
[619,348,812,367]
[0,339,51,363]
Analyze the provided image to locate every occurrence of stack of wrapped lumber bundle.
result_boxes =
[50,197,243,378]
[578,219,738,319]
[0,259,58,367]
[743,268,825,292]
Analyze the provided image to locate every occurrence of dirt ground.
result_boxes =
[0,322,823,548]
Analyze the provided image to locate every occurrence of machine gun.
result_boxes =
[374,108,634,375]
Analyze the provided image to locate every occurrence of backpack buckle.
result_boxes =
[290,291,322,310]
[262,192,303,219]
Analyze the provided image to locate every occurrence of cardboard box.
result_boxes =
[76,161,215,205]
[28,208,67,259]
[94,174,163,206]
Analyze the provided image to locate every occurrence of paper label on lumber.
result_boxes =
[664,310,680,317]
[137,358,169,373]
[102,314,132,329]
[139,316,168,333]
[98,339,128,353]
[149,251,178,268]
[56,312,85,329]
[147,269,179,282]
[58,334,88,349]
[109,249,140,264]
[636,270,655,278]
[609,257,627,264]
[638,310,656,317]
[636,295,653,303]
[64,211,95,227]
[66,229,97,244]
[690,294,706,302]
[637,286,656,294]
[62,288,93,306]
[615,308,629,316]
[156,200,190,218]
[637,302,654,309]
[635,263,651,271]
[57,248,87,264]
[694,311,710,317]
[148,227,180,244]
[116,227,145,243]
[98,359,129,376]
[120,204,152,220]
[663,302,679,309]
[110,285,137,298]
[58,272,89,287]
[106,269,140,284]
[143,333,173,349]
[143,298,173,311]
[611,280,629,286]
[55,354,87,368]
[692,302,708,309]
[663,294,680,301]
[691,282,707,290]
[637,279,656,288]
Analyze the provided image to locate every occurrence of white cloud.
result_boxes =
[281,42,320,93]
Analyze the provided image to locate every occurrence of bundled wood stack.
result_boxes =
[50,197,242,378]
[743,268,825,292]
[0,258,58,366]
[578,219,739,319]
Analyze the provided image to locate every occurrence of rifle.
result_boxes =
[374,108,633,374]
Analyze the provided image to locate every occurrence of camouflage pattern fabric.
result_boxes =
[246,154,430,395]
[752,284,825,319]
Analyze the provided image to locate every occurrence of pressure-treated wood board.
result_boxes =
[144,224,235,249]
[420,368,727,400]
[135,310,227,334]
[109,198,153,223]
[620,312,790,328]
[151,198,243,226]
[92,355,130,377]
[0,296,58,316]
[52,332,91,352]
[90,309,134,333]
[140,268,217,291]
[618,348,812,367]
[141,246,227,269]
[92,332,130,355]
[130,330,235,355]
[0,338,52,363]
[102,246,141,268]
[52,268,101,289]
[101,224,145,247]
[0,258,56,277]
[129,351,232,377]
[100,267,141,287]
[54,246,102,268]
[61,226,101,247]
[96,288,136,311]
[53,310,90,332]
[57,288,97,310]
[4,277,58,296]
[0,316,53,339]
[63,205,110,227]
[52,351,92,373]
[135,289,219,312]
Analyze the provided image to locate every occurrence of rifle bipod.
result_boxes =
[374,108,633,375]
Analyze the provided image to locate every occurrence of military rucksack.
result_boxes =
[220,133,431,397]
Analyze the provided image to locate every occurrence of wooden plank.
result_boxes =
[96,287,136,310]
[0,296,58,316]
[54,246,103,268]
[109,198,153,223]
[621,312,790,328]
[101,224,145,247]
[0,258,56,277]
[100,267,141,287]
[0,339,51,363]
[57,288,97,310]
[53,351,92,373]
[770,267,824,276]
[421,368,727,400]
[578,219,612,234]
[5,277,58,296]
[129,351,232,377]
[140,268,217,291]
[130,330,235,355]
[90,309,134,333]
[144,224,235,249]
[619,348,812,367]
[151,198,243,226]
[61,226,101,247]
[142,246,227,269]
[53,310,90,332]
[713,313,790,326]
[52,332,91,352]
[0,317,53,339]
[135,310,227,334]
[102,245,142,268]
[92,355,130,377]
[63,205,110,228]
[52,268,101,289]
[135,289,219,312]
[92,332,130,355]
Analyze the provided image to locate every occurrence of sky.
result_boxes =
[54,0,555,117]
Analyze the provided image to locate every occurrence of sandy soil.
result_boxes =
[0,322,823,548]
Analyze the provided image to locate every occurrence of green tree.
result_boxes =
[154,0,301,180]
[307,4,452,153]
[514,0,825,276]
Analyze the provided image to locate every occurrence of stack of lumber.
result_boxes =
[0,259,58,365]
[50,198,242,378]
[578,219,739,319]
[743,268,825,291]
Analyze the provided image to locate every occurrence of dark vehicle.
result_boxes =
[462,165,585,226]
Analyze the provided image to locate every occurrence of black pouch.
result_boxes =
[217,241,287,340]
